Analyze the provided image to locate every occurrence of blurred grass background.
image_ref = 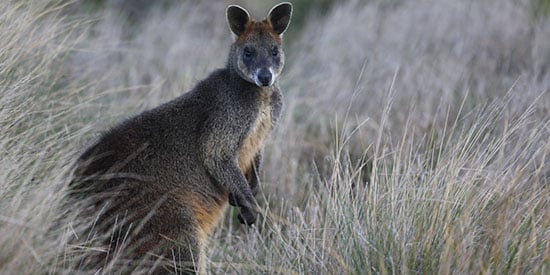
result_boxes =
[0,0,548,273]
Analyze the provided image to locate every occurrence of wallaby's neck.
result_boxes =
[226,62,248,87]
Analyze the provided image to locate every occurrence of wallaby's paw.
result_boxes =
[238,207,257,226]
[231,189,256,209]
[250,183,259,196]
[228,192,238,206]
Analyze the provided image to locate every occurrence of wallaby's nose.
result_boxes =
[256,69,272,87]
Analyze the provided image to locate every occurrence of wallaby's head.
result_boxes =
[226,2,292,87]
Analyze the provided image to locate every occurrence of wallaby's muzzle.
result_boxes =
[255,68,273,87]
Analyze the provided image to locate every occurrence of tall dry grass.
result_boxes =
[0,0,548,274]
[0,0,89,273]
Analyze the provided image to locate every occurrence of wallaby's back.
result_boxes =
[71,3,292,273]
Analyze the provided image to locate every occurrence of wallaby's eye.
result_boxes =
[243,47,255,59]
[272,46,279,57]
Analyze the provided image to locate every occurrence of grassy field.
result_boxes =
[1,0,548,273]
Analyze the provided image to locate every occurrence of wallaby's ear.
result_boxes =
[227,5,250,36]
[268,2,292,35]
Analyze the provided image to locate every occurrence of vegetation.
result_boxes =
[0,0,548,273]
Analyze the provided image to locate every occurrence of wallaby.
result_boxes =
[71,2,292,273]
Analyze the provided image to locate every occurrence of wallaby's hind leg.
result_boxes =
[93,196,202,273]
[129,210,202,273]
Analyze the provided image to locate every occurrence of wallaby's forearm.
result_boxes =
[204,157,258,225]
[204,158,256,208]
[229,151,262,206]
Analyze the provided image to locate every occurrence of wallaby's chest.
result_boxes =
[237,94,276,173]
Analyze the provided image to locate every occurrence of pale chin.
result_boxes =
[253,78,275,87]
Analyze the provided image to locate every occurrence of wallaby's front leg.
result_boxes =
[204,157,257,225]
[229,152,262,207]
[201,117,258,225]
[236,154,262,226]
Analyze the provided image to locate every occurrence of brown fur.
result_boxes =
[191,194,228,237]
[237,20,282,45]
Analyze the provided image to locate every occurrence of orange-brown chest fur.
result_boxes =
[176,190,228,244]
[238,92,273,174]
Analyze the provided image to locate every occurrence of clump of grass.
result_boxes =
[210,80,549,274]
[0,0,92,273]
